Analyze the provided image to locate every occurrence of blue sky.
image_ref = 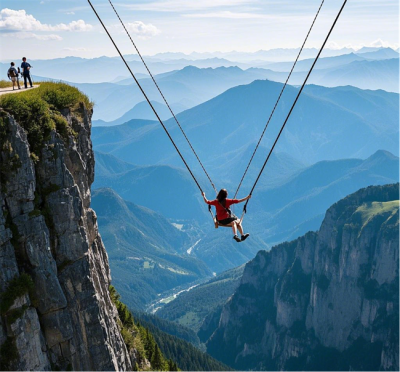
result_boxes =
[0,0,398,60]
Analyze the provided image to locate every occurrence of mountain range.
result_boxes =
[92,79,399,176]
[86,55,397,122]
[3,47,397,123]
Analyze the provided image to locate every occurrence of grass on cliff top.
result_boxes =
[355,200,399,227]
[0,80,13,88]
[0,82,93,159]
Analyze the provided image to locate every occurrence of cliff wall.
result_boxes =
[0,100,132,370]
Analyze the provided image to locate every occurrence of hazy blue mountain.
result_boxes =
[263,53,366,72]
[94,151,137,176]
[74,77,199,122]
[0,56,245,84]
[92,188,212,310]
[310,58,399,92]
[93,100,173,126]
[93,163,204,220]
[92,79,398,187]
[251,150,399,244]
[160,79,398,166]
[80,66,273,122]
[356,46,382,53]
[356,47,399,60]
[150,47,357,62]
[63,52,398,121]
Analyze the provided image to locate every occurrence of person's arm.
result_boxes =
[202,192,215,205]
[236,195,252,203]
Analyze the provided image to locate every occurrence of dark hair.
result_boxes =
[217,189,228,206]
[22,57,26,61]
[10,62,14,66]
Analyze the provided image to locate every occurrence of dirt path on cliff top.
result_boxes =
[0,85,39,96]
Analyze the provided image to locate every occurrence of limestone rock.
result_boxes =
[0,108,132,370]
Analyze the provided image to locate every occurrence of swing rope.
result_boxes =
[240,0,348,222]
[233,0,325,200]
[88,0,205,194]
[107,0,218,194]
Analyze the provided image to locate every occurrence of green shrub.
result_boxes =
[0,82,92,158]
[0,273,34,314]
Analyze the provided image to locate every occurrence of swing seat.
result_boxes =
[213,218,241,229]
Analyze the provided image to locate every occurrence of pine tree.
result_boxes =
[151,344,164,370]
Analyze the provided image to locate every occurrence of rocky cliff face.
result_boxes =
[206,184,399,371]
[0,105,132,370]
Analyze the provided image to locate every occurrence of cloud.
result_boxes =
[125,21,160,38]
[12,32,62,41]
[66,12,75,15]
[0,8,93,32]
[370,39,394,48]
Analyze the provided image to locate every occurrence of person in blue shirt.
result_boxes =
[21,57,33,89]
[7,62,21,90]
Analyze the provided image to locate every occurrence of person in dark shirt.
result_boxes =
[21,57,33,89]
[7,62,21,90]
[203,188,251,242]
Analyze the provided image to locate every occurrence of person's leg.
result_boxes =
[236,221,244,236]
[28,74,33,87]
[23,75,28,88]
[231,223,237,236]
[11,78,15,90]
[17,78,20,89]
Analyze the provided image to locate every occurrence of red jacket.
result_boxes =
[206,198,239,220]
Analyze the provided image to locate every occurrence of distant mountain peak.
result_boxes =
[366,149,398,161]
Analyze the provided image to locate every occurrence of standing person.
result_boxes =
[21,57,33,88]
[7,62,21,90]
[202,189,251,242]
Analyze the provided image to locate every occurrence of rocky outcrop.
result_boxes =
[206,184,399,371]
[0,106,132,370]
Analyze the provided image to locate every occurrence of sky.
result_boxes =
[0,0,398,60]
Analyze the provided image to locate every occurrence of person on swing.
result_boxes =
[202,189,251,242]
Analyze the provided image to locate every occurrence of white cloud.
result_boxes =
[370,39,394,48]
[0,8,93,32]
[66,12,75,15]
[12,32,62,41]
[125,21,160,38]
